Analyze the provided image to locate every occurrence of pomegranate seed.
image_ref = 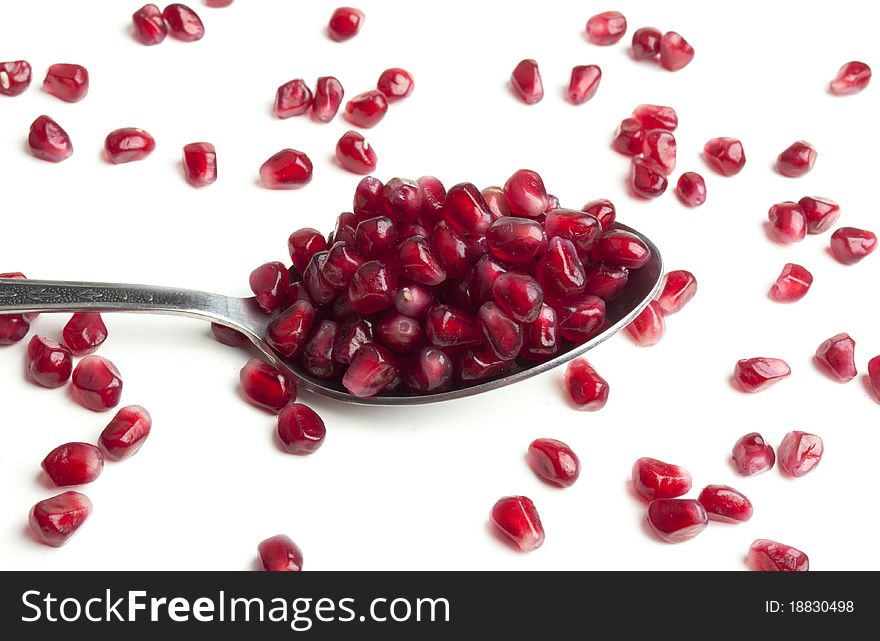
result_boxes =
[344,90,388,128]
[26,336,72,388]
[327,7,364,41]
[748,539,809,572]
[733,357,791,392]
[769,263,813,303]
[29,491,92,547]
[274,79,312,118]
[829,61,871,95]
[376,312,423,353]
[396,236,446,286]
[567,65,601,104]
[647,499,708,543]
[311,76,344,122]
[333,317,373,364]
[629,157,668,198]
[778,431,824,477]
[266,300,316,358]
[444,183,493,234]
[343,344,397,397]
[303,252,336,306]
[288,228,328,273]
[72,356,123,411]
[457,346,512,382]
[431,227,471,281]
[703,137,746,176]
[675,171,707,207]
[348,260,397,314]
[402,347,453,393]
[657,270,697,314]
[383,178,423,222]
[632,457,692,500]
[0,315,29,345]
[626,300,665,346]
[868,356,880,403]
[28,115,73,162]
[302,320,341,379]
[768,201,807,243]
[631,27,662,59]
[798,196,840,234]
[42,442,104,486]
[0,60,32,96]
[518,304,558,362]
[377,67,414,100]
[277,403,325,454]
[206,0,234,6]
[249,261,288,313]
[528,438,579,487]
[536,237,586,299]
[322,241,365,289]
[356,216,397,259]
[503,169,548,217]
[62,313,107,355]
[478,302,522,361]
[732,432,776,476]
[583,199,616,232]
[104,128,156,164]
[43,63,88,102]
[642,130,676,175]
[612,118,644,155]
[492,272,543,323]
[830,227,877,264]
[585,11,627,45]
[632,104,678,132]
[394,282,437,319]
[544,208,600,258]
[698,485,753,523]
[418,175,446,224]
[259,149,312,189]
[258,534,303,571]
[510,58,543,104]
[331,212,356,247]
[335,131,377,175]
[162,4,204,41]
[815,333,856,382]
[239,358,293,412]
[181,142,217,187]
[564,358,609,410]
[470,255,508,304]
[583,262,629,300]
[99,405,151,461]
[776,140,818,178]
[132,4,167,45]
[555,295,606,343]
[487,217,547,263]
[594,230,651,268]
[490,496,544,552]
[426,304,483,348]
[659,31,694,71]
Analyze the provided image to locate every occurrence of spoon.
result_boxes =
[0,224,662,405]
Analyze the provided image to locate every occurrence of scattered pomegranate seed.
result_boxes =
[335,130,377,175]
[43,63,88,102]
[27,115,73,162]
[733,357,791,393]
[798,196,840,234]
[778,431,823,478]
[647,499,708,543]
[178,142,218,187]
[626,300,665,346]
[26,336,72,388]
[829,61,871,95]
[266,300,316,358]
[698,485,753,523]
[830,227,877,264]
[239,358,293,412]
[277,403,325,454]
[104,128,156,164]
[868,356,880,403]
[206,0,234,6]
[631,27,661,59]
[258,534,303,571]
[593,230,651,269]
[536,237,586,299]
[583,199,616,231]
[344,90,388,128]
[732,432,776,476]
[211,323,247,346]
[0,60,32,96]
[675,172,706,207]
[659,31,694,71]
[29,491,92,547]
[521,304,559,361]
[656,270,697,314]
[342,343,397,397]
[311,76,344,123]
[377,67,414,100]
[567,65,602,104]
[132,4,167,45]
[612,118,644,155]
[769,263,812,303]
[0,314,29,345]
[71,356,123,411]
[510,59,543,104]
[528,438,580,487]
[632,104,678,132]
[259,149,313,189]
[768,201,807,243]
[564,358,609,410]
[274,79,312,118]
[163,4,205,41]
[249,262,287,313]
[288,228,328,273]
[776,140,818,177]
[703,137,745,176]
[815,333,857,382]
[585,11,627,45]
[642,130,676,175]
[629,157,668,198]
[42,442,104,486]
[632,457,691,500]
[503,169,548,217]
[328,7,364,41]
[490,496,544,552]
[583,262,628,300]
[62,313,107,355]
[99,405,152,460]
[748,539,809,572]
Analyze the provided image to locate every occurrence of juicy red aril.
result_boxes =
[288,228,328,273]
[659,31,694,71]
[594,230,651,269]
[333,317,373,364]
[206,0,234,6]
[258,534,303,571]
[377,68,414,100]
[510,59,543,104]
[503,169,548,217]
[163,4,204,41]
[266,300,316,358]
[612,118,644,155]
[344,90,388,128]
[72,356,123,411]
[733,357,791,392]
[383,178,423,222]
[490,496,544,552]
[26,336,72,388]
[470,255,508,304]
[778,431,823,477]
[43,63,88,102]
[431,227,471,282]
[182,142,217,187]
[657,270,697,314]
[356,217,397,259]
[403,347,453,393]
[1,313,29,345]
[132,4,167,45]
[333,212,358,246]
[29,491,92,547]
[703,137,746,176]
[770,263,812,303]
[536,237,585,299]
[348,260,397,314]
[418,176,446,224]
[249,261,288,313]
[815,333,856,382]
[99,405,151,460]
[567,65,601,104]
[528,438,579,487]
[260,149,312,189]
[647,499,708,543]
[322,241,365,289]
[478,302,522,361]
[328,7,364,41]
[631,27,661,59]
[626,301,665,346]
[768,201,806,243]
[698,485,753,523]
[342,344,397,397]
[444,183,494,234]
[487,217,547,263]
[302,320,341,378]
[868,356,880,403]
[583,262,628,299]
[62,313,107,355]
[277,403,326,454]
[394,283,436,319]
[303,252,335,306]
[632,457,692,500]
[0,60,31,96]
[520,305,559,362]
[732,432,776,476]
[748,539,809,572]
[629,157,668,198]
[642,130,676,175]
[396,236,446,285]
[426,305,483,348]
[798,196,840,234]
[104,128,155,164]
[564,358,609,410]
[830,227,877,264]
[28,115,73,162]
[829,61,871,95]
[555,295,605,343]
[585,11,627,45]
[458,347,512,382]
[312,76,344,122]
[274,79,312,118]
[675,172,707,207]
[240,358,293,412]
[492,272,543,323]
[42,442,104,486]
[776,140,818,177]
[632,104,678,132]
[376,312,423,353]
[544,208,600,257]
[545,194,560,212]
[336,131,377,174]
[583,199,616,232]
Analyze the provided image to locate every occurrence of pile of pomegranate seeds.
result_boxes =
[258,534,303,572]
[327,7,364,42]
[829,61,871,95]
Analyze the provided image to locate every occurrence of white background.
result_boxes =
[1,0,877,571]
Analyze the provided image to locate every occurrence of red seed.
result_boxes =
[99,405,152,461]
[249,261,288,313]
[348,260,397,314]
[42,442,104,486]
[612,118,644,155]
[583,262,629,300]
[444,183,494,234]
[868,356,880,403]
[478,302,522,361]
[585,11,627,45]
[394,282,437,319]
[457,346,512,382]
[342,344,397,397]
[335,130,377,175]
[769,263,812,303]
[528,438,580,487]
[675,172,707,207]
[274,79,312,118]
[536,237,586,299]
[798,196,840,234]
[0,60,32,96]
[583,199,616,232]
[104,128,156,164]
[29,491,92,547]
[647,499,708,543]
[829,61,871,95]
[182,142,217,187]
[162,4,204,41]
[642,130,676,175]
[776,140,818,178]
[626,300,665,346]
[206,0,234,6]
[510,59,543,104]
[748,539,809,572]
[594,230,651,269]
[632,457,692,500]
[733,357,791,392]
[567,65,601,104]
[28,115,73,162]
[703,137,746,176]
[322,241,365,289]
[356,217,397,259]
[311,76,344,123]
[426,304,483,348]
[418,176,447,224]
[555,295,605,343]
[768,201,807,243]
[277,403,326,454]
[830,227,877,264]
[132,4,167,45]
[259,149,313,189]
[62,313,107,355]
[564,358,609,410]
[503,169,549,217]
[402,347,453,393]
[26,336,72,388]
[631,27,662,59]
[301,320,341,379]
[629,157,668,198]
[815,333,856,382]
[43,63,88,102]
[698,485,753,523]
[490,496,544,552]
[778,431,823,477]
[288,228,329,273]
[657,270,697,314]
[266,300,316,358]
[328,7,364,41]
[544,208,600,258]
[72,356,123,411]
[732,432,776,476]
[470,255,508,304]
[303,252,335,306]
[258,534,303,571]
[521,304,559,362]
[396,236,446,286]
[492,272,543,323]
[383,178,423,222]
[344,90,388,128]
[632,104,678,132]
[377,67,414,100]
[333,317,373,364]
[487,217,547,263]
[659,31,694,71]
[239,358,293,412]
[376,312,423,353]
